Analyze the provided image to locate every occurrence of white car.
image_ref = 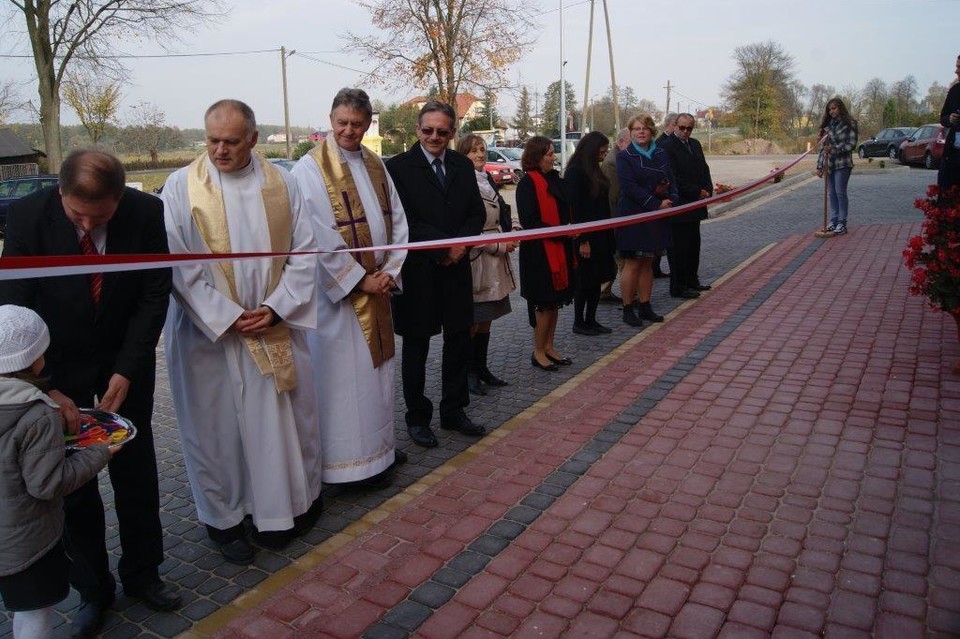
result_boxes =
[487,147,524,182]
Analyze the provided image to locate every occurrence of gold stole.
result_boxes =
[186,152,297,392]
[310,137,395,368]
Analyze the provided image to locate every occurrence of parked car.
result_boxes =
[898,124,946,169]
[0,174,59,234]
[551,139,578,171]
[268,158,297,171]
[857,127,915,159]
[484,162,514,187]
[487,147,524,182]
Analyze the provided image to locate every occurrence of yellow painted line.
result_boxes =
[178,239,784,637]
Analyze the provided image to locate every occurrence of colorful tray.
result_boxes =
[65,409,136,450]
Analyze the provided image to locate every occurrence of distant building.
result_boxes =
[266,133,288,143]
[0,128,43,179]
[308,131,326,142]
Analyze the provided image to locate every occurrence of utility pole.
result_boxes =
[583,0,595,134]
[602,0,619,131]
[281,46,295,158]
[559,0,567,168]
[664,80,672,119]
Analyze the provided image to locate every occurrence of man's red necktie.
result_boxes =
[79,232,103,305]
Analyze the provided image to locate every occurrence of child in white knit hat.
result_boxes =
[0,305,113,639]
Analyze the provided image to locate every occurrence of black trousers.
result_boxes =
[401,330,470,428]
[939,152,960,200]
[64,398,163,602]
[667,220,702,293]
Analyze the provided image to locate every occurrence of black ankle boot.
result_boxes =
[475,332,508,386]
[638,301,664,322]
[622,305,643,327]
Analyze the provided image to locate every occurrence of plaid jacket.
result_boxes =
[817,118,859,171]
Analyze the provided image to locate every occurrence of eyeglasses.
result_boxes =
[419,127,452,138]
[677,125,694,132]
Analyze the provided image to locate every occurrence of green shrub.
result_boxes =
[292,141,316,160]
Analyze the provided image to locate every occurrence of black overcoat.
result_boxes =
[563,162,617,288]
[386,143,484,337]
[516,170,576,307]
[660,135,713,223]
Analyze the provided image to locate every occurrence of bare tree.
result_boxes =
[62,71,122,148]
[925,82,948,115]
[5,0,221,171]
[344,0,539,109]
[0,80,25,125]
[127,101,175,165]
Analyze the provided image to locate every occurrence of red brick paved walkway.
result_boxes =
[194,223,960,639]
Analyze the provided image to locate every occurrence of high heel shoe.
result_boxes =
[546,353,573,366]
[531,354,559,371]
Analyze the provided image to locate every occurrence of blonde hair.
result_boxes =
[627,114,657,138]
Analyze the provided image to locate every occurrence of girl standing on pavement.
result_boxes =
[0,306,112,639]
[816,98,859,235]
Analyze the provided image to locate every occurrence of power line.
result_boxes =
[0,48,281,59]
[291,52,375,77]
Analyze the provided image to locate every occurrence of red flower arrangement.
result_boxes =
[715,182,734,194]
[903,185,960,322]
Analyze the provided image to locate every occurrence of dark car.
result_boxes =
[898,124,947,169]
[857,127,915,159]
[0,174,59,234]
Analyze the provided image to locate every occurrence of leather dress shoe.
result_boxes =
[531,354,558,371]
[218,537,256,565]
[408,423,439,448]
[653,270,669,278]
[293,495,324,535]
[572,322,599,336]
[599,293,623,304]
[440,415,486,436]
[71,595,113,638]
[478,370,509,386]
[253,528,295,550]
[546,353,573,366]
[125,580,181,611]
[671,289,700,299]
[589,321,613,334]
[693,284,712,291]
[393,449,408,466]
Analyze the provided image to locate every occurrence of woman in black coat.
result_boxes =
[564,131,617,335]
[517,136,575,372]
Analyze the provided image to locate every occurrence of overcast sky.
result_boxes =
[1,0,958,130]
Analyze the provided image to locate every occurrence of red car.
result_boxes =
[485,162,515,186]
[898,124,946,169]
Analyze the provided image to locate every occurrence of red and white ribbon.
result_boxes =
[0,152,808,281]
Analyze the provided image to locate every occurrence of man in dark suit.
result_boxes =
[661,113,713,299]
[0,150,176,637]
[385,101,485,448]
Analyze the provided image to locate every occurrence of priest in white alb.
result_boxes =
[292,88,409,489]
[161,99,334,564]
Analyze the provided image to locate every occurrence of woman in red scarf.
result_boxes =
[516,136,576,371]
